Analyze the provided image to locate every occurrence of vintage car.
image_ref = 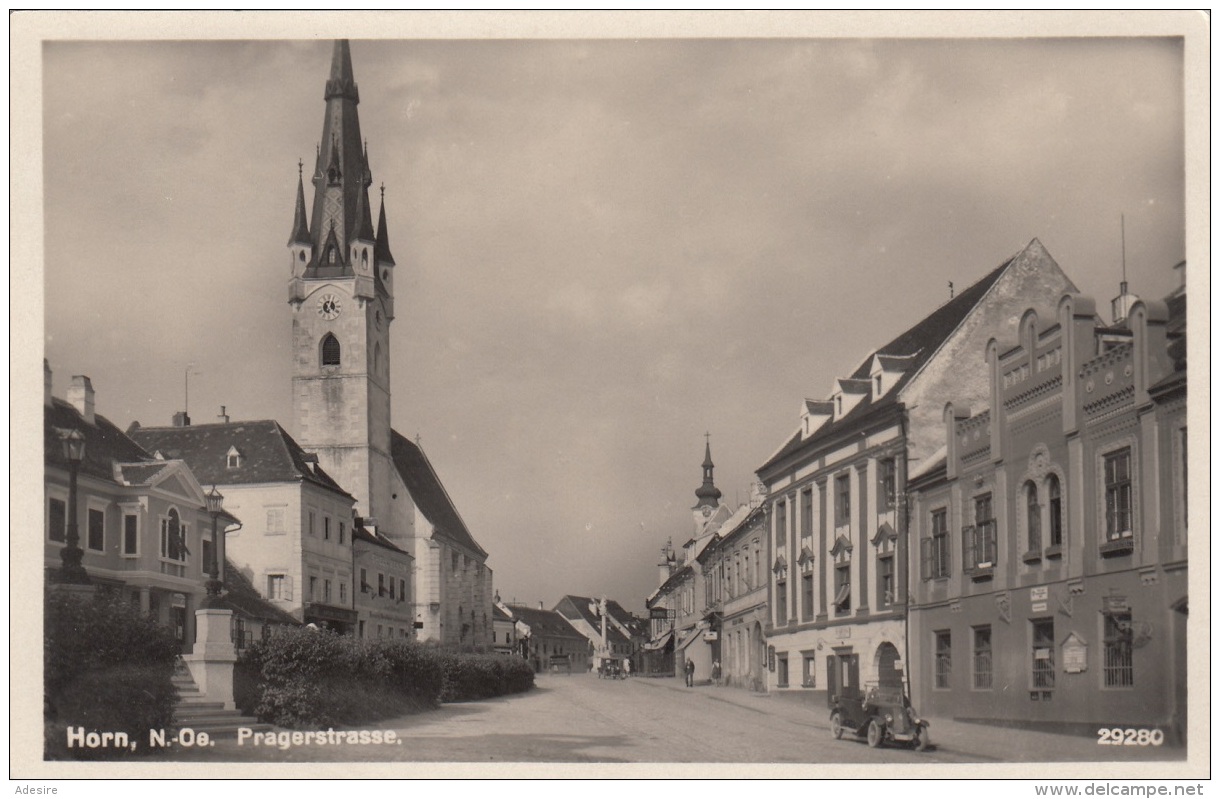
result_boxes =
[830,683,930,750]
[597,657,626,680]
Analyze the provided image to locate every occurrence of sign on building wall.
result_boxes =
[1062,632,1088,673]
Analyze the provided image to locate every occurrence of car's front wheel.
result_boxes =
[830,712,844,740]
[914,726,930,751]
[866,719,884,748]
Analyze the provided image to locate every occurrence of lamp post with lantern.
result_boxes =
[202,485,225,607]
[58,428,90,584]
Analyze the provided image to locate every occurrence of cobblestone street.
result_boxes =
[151,673,1186,768]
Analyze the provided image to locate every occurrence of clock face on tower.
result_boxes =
[318,293,342,320]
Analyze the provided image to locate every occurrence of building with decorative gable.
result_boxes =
[756,239,1076,703]
[906,268,1187,739]
[554,595,635,670]
[284,40,492,647]
[129,417,360,634]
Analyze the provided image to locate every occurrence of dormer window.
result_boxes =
[226,446,243,469]
[875,374,882,395]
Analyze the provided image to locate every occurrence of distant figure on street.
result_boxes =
[685,658,695,687]
[711,660,722,686]
[623,658,632,677]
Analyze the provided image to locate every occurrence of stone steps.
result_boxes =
[172,662,271,737]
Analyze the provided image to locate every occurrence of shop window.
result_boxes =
[934,630,951,689]
[1103,612,1134,688]
[972,626,992,690]
[801,651,817,687]
[1031,618,1055,693]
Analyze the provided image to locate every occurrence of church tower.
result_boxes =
[288,40,397,524]
[692,435,722,527]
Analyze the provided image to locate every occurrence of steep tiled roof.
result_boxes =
[222,558,301,626]
[504,604,588,642]
[113,462,174,487]
[129,420,351,499]
[760,249,1017,474]
[555,596,631,646]
[390,430,486,558]
[492,603,513,622]
[352,524,410,556]
[45,398,153,481]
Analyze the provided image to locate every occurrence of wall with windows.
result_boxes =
[907,291,1186,732]
[354,535,414,639]
[221,480,355,627]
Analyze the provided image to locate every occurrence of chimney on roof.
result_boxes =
[217,405,230,424]
[173,411,191,427]
[44,359,52,408]
[67,375,95,424]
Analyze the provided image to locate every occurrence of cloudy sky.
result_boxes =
[35,22,1189,613]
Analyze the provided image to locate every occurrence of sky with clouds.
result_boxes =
[39,31,1187,613]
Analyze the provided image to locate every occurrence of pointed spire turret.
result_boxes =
[350,173,375,243]
[694,433,722,509]
[324,39,360,103]
[375,184,396,266]
[288,160,311,246]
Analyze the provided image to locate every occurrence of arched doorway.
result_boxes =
[875,641,902,687]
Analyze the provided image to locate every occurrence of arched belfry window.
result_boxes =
[321,334,341,366]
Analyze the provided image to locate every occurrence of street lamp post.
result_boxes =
[202,485,225,607]
[58,429,90,584]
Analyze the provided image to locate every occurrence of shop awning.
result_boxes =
[643,630,673,651]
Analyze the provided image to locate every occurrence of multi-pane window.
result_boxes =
[878,458,896,510]
[802,652,816,687]
[801,488,813,539]
[775,580,788,625]
[399,578,406,602]
[753,540,762,588]
[48,497,66,543]
[833,563,851,615]
[360,568,368,593]
[308,511,316,537]
[1031,618,1055,690]
[265,507,286,535]
[972,626,993,689]
[378,573,386,597]
[776,655,789,688]
[1047,475,1063,548]
[1025,482,1041,552]
[268,574,286,600]
[922,508,950,579]
[323,579,332,603]
[1104,448,1133,540]
[339,582,347,603]
[324,517,330,540]
[802,572,814,618]
[934,631,951,689]
[743,552,751,590]
[1103,612,1134,688]
[87,507,105,551]
[123,513,139,555]
[835,474,851,525]
[964,494,996,573]
[309,576,317,601]
[339,521,346,545]
[877,555,894,607]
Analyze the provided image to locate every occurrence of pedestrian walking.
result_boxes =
[711,659,721,686]
[685,658,695,687]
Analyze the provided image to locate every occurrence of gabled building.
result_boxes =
[44,362,241,651]
[491,601,517,655]
[756,239,1076,701]
[501,602,591,673]
[907,270,1187,738]
[554,595,635,669]
[352,522,415,640]
[284,39,492,648]
[129,417,359,633]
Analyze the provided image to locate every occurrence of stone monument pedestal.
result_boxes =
[183,607,237,710]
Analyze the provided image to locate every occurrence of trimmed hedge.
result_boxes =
[44,589,180,760]
[236,628,533,728]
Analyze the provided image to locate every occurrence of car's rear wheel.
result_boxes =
[830,712,844,739]
[914,726,930,751]
[866,719,884,748]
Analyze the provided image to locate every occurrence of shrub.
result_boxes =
[441,653,535,702]
[44,589,179,760]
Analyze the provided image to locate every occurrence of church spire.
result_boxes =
[288,160,310,246]
[694,433,722,510]
[375,184,396,266]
